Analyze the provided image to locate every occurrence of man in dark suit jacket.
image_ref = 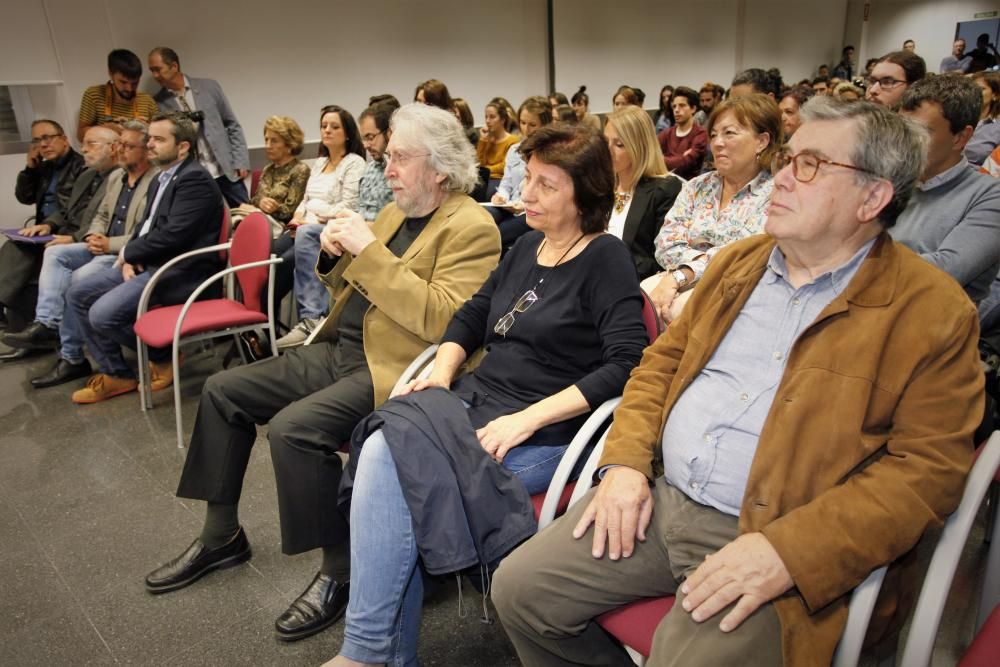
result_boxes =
[148,47,250,207]
[65,112,223,404]
[1,124,114,352]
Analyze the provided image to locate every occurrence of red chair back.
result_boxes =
[218,205,232,263]
[640,288,661,344]
[250,169,262,198]
[229,212,272,313]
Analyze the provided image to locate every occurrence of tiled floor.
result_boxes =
[0,340,991,666]
[0,344,519,666]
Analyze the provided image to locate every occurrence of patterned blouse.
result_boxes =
[653,169,773,280]
[250,158,310,223]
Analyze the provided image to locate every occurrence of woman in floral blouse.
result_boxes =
[232,116,310,237]
[644,94,782,323]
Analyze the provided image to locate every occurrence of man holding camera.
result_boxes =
[148,47,250,207]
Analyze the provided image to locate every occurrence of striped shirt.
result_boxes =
[78,83,159,129]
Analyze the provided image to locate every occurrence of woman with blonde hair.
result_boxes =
[232,116,310,236]
[604,106,683,278]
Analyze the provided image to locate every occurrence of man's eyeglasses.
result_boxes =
[30,133,63,145]
[494,290,538,336]
[384,150,430,166]
[362,131,384,143]
[865,76,907,90]
[118,142,145,151]
[771,149,876,184]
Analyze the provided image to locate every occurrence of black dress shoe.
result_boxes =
[145,527,251,594]
[31,358,93,388]
[275,573,349,642]
[2,321,60,350]
[0,347,49,362]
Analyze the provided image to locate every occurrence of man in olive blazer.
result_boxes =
[149,104,500,644]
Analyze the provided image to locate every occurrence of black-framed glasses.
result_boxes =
[362,130,384,143]
[30,133,63,145]
[771,149,876,183]
[494,290,538,336]
[865,76,907,90]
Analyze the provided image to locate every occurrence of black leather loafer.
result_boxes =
[274,573,349,642]
[31,358,93,389]
[2,321,60,350]
[144,527,251,594]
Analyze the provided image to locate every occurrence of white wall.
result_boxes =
[849,0,1000,72]
[553,0,849,113]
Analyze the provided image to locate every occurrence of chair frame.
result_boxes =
[135,239,282,449]
[896,431,1000,666]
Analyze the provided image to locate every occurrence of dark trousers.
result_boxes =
[0,241,42,311]
[216,176,249,208]
[175,341,375,555]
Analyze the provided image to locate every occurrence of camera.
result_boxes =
[177,110,205,123]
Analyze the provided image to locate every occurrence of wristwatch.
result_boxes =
[671,269,690,290]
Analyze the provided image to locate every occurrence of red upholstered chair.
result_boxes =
[958,604,1000,667]
[249,169,262,199]
[133,212,282,449]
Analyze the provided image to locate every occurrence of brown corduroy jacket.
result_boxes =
[598,232,983,666]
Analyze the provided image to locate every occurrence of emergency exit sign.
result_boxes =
[974,10,998,18]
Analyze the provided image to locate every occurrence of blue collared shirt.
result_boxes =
[661,238,876,516]
[137,161,182,237]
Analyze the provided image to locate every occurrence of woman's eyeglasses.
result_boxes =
[494,290,538,336]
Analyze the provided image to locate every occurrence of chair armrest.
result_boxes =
[898,430,1000,667]
[135,241,232,320]
[389,344,440,397]
[538,397,622,529]
[831,565,888,667]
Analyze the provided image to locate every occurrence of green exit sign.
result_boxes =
[974,10,998,18]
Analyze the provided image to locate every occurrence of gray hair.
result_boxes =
[390,103,479,193]
[121,119,149,141]
[799,96,927,228]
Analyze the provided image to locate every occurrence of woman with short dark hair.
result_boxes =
[778,86,814,138]
[327,123,648,667]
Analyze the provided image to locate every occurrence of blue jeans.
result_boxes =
[66,264,160,378]
[340,428,567,666]
[292,224,328,320]
[216,175,249,208]
[36,244,116,363]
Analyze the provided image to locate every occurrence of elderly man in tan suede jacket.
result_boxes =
[493,97,984,666]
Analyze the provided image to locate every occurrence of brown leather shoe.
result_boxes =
[71,374,138,404]
[149,355,180,392]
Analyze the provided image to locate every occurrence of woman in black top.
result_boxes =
[604,106,683,279]
[329,123,648,667]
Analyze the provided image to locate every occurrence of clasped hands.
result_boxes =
[393,375,537,463]
[572,466,793,632]
[320,210,376,258]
